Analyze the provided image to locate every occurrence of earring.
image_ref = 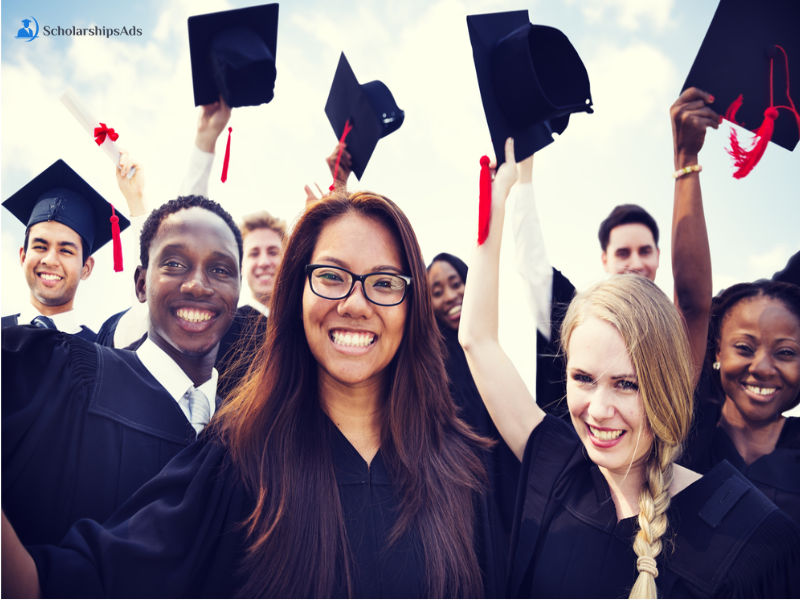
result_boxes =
[712,361,720,370]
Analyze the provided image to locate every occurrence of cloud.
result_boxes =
[567,0,675,32]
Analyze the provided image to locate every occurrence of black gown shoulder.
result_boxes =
[681,388,800,526]
[510,415,800,598]
[2,326,197,546]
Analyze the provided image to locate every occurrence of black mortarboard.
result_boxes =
[2,159,130,257]
[683,0,800,152]
[188,4,279,107]
[467,10,593,164]
[324,52,405,180]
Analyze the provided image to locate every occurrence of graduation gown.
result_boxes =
[215,304,268,402]
[438,323,520,538]
[509,416,800,598]
[681,393,800,526]
[2,326,199,546]
[29,416,506,598]
[534,267,575,421]
[2,313,97,341]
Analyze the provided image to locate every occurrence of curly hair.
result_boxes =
[139,196,243,268]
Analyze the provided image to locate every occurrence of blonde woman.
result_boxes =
[460,138,800,597]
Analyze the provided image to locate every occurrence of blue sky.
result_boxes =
[2,0,798,386]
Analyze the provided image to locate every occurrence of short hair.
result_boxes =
[560,274,693,598]
[23,227,90,265]
[706,279,800,409]
[597,204,659,251]
[139,196,243,268]
[239,210,287,242]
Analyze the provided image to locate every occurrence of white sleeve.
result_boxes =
[178,146,214,197]
[510,182,553,340]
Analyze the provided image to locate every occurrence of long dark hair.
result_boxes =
[213,192,488,597]
[705,279,800,407]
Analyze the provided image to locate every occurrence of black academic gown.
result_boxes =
[509,416,800,598]
[681,393,800,526]
[215,304,268,402]
[439,323,519,539]
[2,312,97,341]
[534,267,575,421]
[29,416,505,598]
[2,326,199,547]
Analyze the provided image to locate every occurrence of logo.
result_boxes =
[15,17,40,42]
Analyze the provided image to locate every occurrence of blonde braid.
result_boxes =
[629,444,680,599]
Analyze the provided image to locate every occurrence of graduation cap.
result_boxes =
[324,52,405,180]
[188,3,279,107]
[467,10,593,165]
[2,159,130,270]
[683,0,800,178]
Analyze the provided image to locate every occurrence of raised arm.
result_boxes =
[670,87,717,385]
[459,138,545,460]
[510,154,553,339]
[179,98,232,196]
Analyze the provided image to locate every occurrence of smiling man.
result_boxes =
[2,195,242,547]
[1,160,130,340]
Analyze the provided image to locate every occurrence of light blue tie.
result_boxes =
[184,387,210,435]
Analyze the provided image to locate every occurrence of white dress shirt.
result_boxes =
[136,337,218,428]
[15,304,86,334]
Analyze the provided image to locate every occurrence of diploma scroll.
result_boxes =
[60,89,135,178]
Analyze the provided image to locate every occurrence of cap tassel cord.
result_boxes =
[329,119,353,191]
[724,44,800,179]
[477,155,491,245]
[110,205,123,272]
[221,126,232,183]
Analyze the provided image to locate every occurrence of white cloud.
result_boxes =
[567,0,675,32]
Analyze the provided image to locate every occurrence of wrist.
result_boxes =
[674,152,699,170]
[194,134,216,154]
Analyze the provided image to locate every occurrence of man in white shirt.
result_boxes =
[2,195,242,547]
[1,159,131,340]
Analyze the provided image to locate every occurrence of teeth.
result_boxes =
[39,273,62,281]
[176,308,213,323]
[745,384,777,396]
[447,305,462,317]
[589,426,624,441]
[331,330,375,348]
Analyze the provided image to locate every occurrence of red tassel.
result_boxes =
[221,126,232,183]
[728,106,779,179]
[477,155,491,245]
[110,205,123,272]
[724,94,743,123]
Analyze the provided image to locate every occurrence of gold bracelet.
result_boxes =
[673,164,702,179]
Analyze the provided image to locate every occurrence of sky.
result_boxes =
[2,0,799,391]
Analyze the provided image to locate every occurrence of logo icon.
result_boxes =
[15,17,39,42]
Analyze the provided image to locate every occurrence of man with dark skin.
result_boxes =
[2,196,242,548]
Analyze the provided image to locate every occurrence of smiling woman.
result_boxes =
[682,279,800,525]
[459,138,800,598]
[1,191,504,599]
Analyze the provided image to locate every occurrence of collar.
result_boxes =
[136,337,218,403]
[17,303,83,334]
[239,289,270,317]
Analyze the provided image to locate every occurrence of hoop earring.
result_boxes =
[712,361,720,370]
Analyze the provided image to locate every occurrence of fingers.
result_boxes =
[505,137,516,165]
[678,86,715,105]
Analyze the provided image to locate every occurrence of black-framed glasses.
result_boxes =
[305,264,412,306]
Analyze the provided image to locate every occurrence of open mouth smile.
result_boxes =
[330,329,376,349]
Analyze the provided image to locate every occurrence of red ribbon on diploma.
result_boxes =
[94,123,119,145]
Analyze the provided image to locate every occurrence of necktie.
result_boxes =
[184,387,210,435]
[31,315,56,330]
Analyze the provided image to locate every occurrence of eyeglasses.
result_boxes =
[305,264,412,306]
